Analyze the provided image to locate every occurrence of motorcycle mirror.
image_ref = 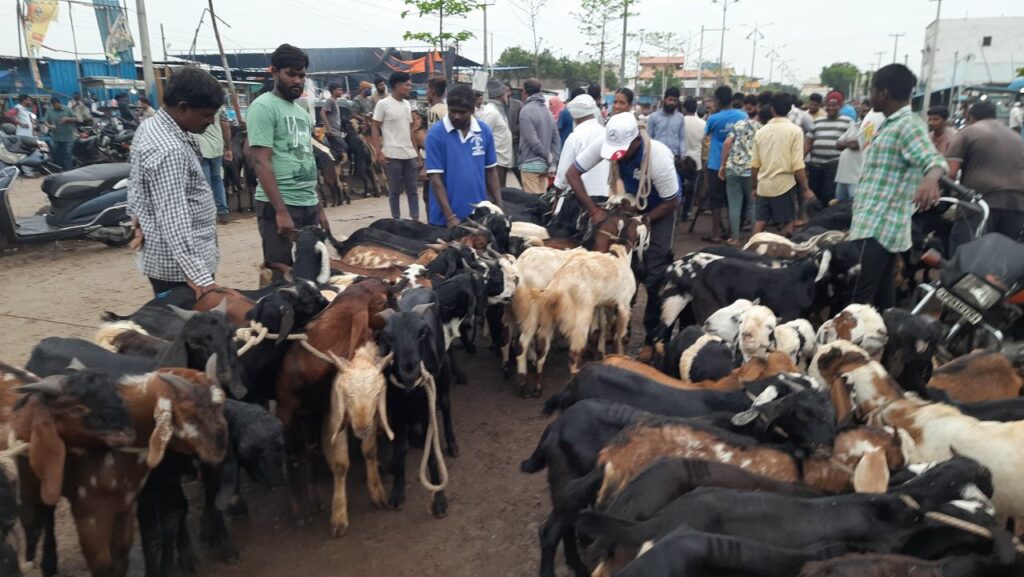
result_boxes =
[921,249,945,269]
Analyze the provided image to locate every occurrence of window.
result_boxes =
[982,36,992,47]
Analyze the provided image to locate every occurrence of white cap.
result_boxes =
[601,113,640,160]
[567,94,598,119]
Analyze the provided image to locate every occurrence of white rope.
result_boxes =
[234,322,335,365]
[415,363,449,494]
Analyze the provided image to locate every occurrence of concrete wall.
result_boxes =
[922,17,1024,89]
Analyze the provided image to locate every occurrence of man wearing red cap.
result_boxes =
[804,90,852,205]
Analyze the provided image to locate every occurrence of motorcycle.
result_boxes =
[0,123,58,176]
[73,118,134,167]
[911,178,1024,360]
[0,162,133,247]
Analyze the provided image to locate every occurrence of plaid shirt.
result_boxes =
[849,106,947,253]
[127,109,218,284]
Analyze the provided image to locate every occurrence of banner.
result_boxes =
[92,0,134,65]
[22,0,60,57]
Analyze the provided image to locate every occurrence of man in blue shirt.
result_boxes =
[647,86,686,159]
[425,84,503,227]
[566,112,681,358]
[704,85,748,242]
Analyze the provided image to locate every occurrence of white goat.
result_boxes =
[771,319,816,370]
[817,303,888,360]
[736,305,778,362]
[702,299,754,344]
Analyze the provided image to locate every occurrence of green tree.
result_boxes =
[1017,66,1024,78]
[760,82,802,96]
[401,0,478,51]
[637,69,680,97]
[819,62,860,97]
[573,0,626,94]
[495,47,618,88]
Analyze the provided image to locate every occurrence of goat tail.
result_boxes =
[94,320,148,351]
[100,310,131,322]
[520,420,554,473]
[325,228,350,255]
[574,510,645,547]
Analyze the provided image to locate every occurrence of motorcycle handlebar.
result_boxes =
[939,176,976,200]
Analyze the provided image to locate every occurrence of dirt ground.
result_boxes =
[1,176,706,577]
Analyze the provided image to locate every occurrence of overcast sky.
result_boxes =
[2,0,1020,85]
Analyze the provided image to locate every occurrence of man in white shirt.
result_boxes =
[12,94,35,137]
[787,95,815,136]
[834,100,886,201]
[681,98,705,219]
[554,94,609,197]
[372,71,420,221]
[1011,101,1023,138]
[475,78,514,186]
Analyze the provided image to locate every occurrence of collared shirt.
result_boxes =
[807,115,852,164]
[476,100,513,168]
[725,118,762,176]
[554,118,609,196]
[127,109,218,285]
[751,117,806,198]
[647,108,686,157]
[683,113,706,170]
[850,106,948,253]
[198,107,229,159]
[43,107,76,142]
[575,137,680,212]
[424,115,497,226]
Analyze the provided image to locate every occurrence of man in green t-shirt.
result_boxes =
[247,43,328,271]
[43,96,78,170]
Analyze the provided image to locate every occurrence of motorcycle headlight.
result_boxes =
[952,273,1003,311]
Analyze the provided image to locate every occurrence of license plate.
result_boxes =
[935,288,984,325]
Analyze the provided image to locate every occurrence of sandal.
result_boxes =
[726,238,741,247]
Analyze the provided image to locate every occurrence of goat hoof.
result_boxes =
[389,488,405,511]
[446,441,460,458]
[502,364,514,380]
[226,495,249,519]
[431,493,448,518]
[531,384,544,398]
[330,523,349,538]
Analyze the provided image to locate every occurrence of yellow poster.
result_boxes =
[23,0,60,56]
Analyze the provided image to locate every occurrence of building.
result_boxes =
[637,55,687,83]
[800,77,829,98]
[919,16,1024,107]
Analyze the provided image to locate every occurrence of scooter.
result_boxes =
[0,123,55,176]
[0,163,133,247]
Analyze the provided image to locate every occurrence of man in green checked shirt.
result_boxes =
[849,64,948,309]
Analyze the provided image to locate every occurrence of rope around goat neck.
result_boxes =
[234,322,335,365]
[899,494,1024,554]
[416,363,449,494]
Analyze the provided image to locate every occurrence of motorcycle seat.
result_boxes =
[1,135,39,155]
[42,163,130,199]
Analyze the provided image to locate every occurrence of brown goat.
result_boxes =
[802,426,904,494]
[599,352,799,392]
[57,363,227,577]
[927,350,1024,402]
[192,288,255,326]
[274,278,393,525]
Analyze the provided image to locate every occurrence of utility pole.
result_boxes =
[948,49,959,115]
[712,0,737,87]
[889,32,905,63]
[765,44,785,85]
[66,1,84,80]
[207,0,242,121]
[481,2,494,74]
[922,0,943,113]
[619,0,630,84]
[160,23,167,61]
[745,21,770,88]
[135,0,157,97]
[697,25,705,97]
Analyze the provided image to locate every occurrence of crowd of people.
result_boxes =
[117,43,1024,350]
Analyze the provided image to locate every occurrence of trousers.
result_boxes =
[386,158,420,220]
[642,215,677,345]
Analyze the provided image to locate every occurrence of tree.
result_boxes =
[819,62,860,98]
[760,82,802,96]
[494,46,619,88]
[401,0,478,52]
[1017,66,1024,78]
[637,69,680,97]
[510,0,550,76]
[573,0,625,94]
[645,31,681,96]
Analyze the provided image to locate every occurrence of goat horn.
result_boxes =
[280,286,300,296]
[486,246,502,259]
[213,297,228,315]
[15,375,65,396]
[67,357,86,371]
[167,305,198,321]
[204,354,219,385]
[158,373,194,393]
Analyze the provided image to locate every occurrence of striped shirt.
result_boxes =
[807,115,851,164]
[849,106,947,253]
[127,109,218,285]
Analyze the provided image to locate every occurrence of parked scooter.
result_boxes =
[0,163,133,247]
[0,123,57,176]
[72,118,133,166]
[911,177,1024,360]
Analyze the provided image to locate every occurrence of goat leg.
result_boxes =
[199,463,239,562]
[175,518,198,574]
[387,411,408,510]
[537,510,562,577]
[137,489,163,577]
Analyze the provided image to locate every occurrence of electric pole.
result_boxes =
[745,21,770,88]
[481,2,494,74]
[207,0,242,121]
[889,32,905,63]
[619,0,630,84]
[923,0,942,113]
[712,0,738,87]
[765,44,785,85]
[697,25,705,97]
[160,23,167,61]
[135,0,157,97]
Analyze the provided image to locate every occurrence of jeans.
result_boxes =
[807,161,839,204]
[200,156,229,214]
[51,140,74,171]
[725,170,754,237]
[835,182,857,202]
[386,157,420,220]
[642,215,677,345]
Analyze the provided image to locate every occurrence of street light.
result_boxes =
[744,21,772,84]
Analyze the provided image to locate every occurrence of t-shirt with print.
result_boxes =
[725,118,761,177]
[372,96,417,160]
[424,116,497,226]
[807,116,851,164]
[247,92,319,207]
[705,108,748,171]
[574,137,680,212]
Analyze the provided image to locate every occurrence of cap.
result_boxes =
[601,113,639,160]
[566,94,597,119]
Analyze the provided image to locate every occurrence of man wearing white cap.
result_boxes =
[565,113,681,356]
[476,78,515,186]
[553,94,609,198]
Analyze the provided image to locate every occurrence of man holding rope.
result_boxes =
[565,113,681,361]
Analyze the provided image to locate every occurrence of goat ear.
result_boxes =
[376,309,396,323]
[147,398,174,468]
[377,352,394,372]
[156,336,189,369]
[167,305,198,321]
[410,303,433,316]
[897,428,918,464]
[29,411,66,506]
[852,449,889,493]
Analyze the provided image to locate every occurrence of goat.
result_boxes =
[702,298,754,344]
[736,304,777,362]
[881,307,944,396]
[816,303,888,360]
[771,318,816,370]
[677,334,735,384]
[926,350,1024,403]
[322,342,393,537]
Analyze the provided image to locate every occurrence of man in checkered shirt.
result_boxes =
[127,67,226,297]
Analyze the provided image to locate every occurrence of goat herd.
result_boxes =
[0,188,1022,577]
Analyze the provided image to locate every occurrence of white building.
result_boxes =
[921,16,1024,92]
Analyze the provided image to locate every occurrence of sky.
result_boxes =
[2,0,1021,86]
